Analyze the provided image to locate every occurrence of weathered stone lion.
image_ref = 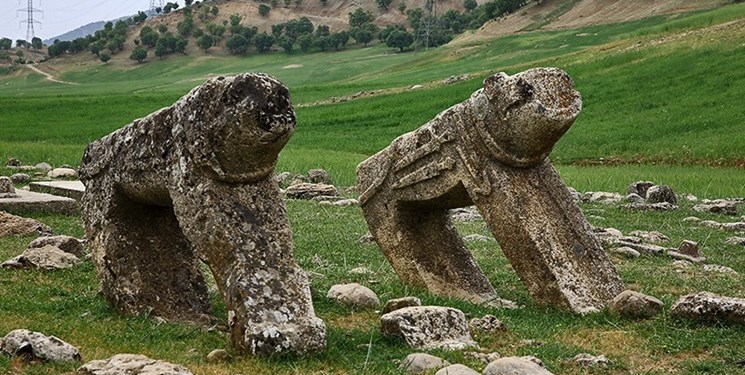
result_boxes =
[357,68,625,313]
[80,73,325,355]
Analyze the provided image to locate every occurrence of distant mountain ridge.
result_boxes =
[44,10,157,45]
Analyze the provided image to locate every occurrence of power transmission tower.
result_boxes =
[18,0,43,42]
[416,0,440,50]
[150,0,165,12]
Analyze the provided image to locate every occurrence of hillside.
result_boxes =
[456,0,730,43]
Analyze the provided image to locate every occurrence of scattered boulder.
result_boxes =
[10,173,30,184]
[0,177,16,198]
[621,202,678,211]
[693,200,739,216]
[469,315,506,333]
[646,185,676,204]
[435,364,480,375]
[327,283,380,309]
[627,181,655,198]
[383,296,422,314]
[285,183,338,200]
[615,240,665,255]
[572,353,611,367]
[381,306,477,350]
[593,227,624,246]
[629,230,669,244]
[703,264,738,275]
[443,74,469,85]
[609,246,641,258]
[582,191,624,204]
[624,193,645,203]
[721,222,745,231]
[331,198,359,206]
[668,240,705,263]
[307,169,332,185]
[0,211,52,237]
[5,157,21,167]
[47,168,78,179]
[672,260,694,273]
[2,245,81,270]
[79,354,192,375]
[465,351,501,364]
[483,356,554,375]
[608,290,663,319]
[0,329,80,362]
[34,162,52,172]
[27,235,84,257]
[205,349,229,363]
[725,237,745,246]
[671,292,745,325]
[400,353,450,373]
[463,234,490,242]
[410,84,423,90]
[450,207,482,222]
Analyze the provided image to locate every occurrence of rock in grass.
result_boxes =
[463,234,490,242]
[0,211,52,237]
[205,349,229,363]
[382,296,421,314]
[10,173,31,184]
[483,356,554,375]
[307,169,332,185]
[381,306,477,350]
[285,183,338,200]
[400,353,450,373]
[582,191,624,204]
[693,200,739,216]
[629,230,669,244]
[47,167,78,179]
[327,283,380,309]
[646,185,676,204]
[610,246,641,258]
[435,364,480,375]
[609,290,663,319]
[627,181,655,198]
[572,353,611,367]
[724,237,745,246]
[35,162,52,172]
[671,292,745,325]
[27,235,84,257]
[1,245,81,270]
[703,264,738,275]
[668,240,705,263]
[0,329,81,362]
[79,354,192,375]
[469,315,506,333]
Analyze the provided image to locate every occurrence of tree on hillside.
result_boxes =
[386,29,413,52]
[330,31,349,50]
[185,0,193,6]
[284,0,292,7]
[99,52,111,63]
[175,37,188,54]
[258,4,271,16]
[16,39,28,49]
[376,0,392,10]
[398,1,407,14]
[253,32,274,53]
[155,40,168,58]
[210,5,219,16]
[177,16,195,36]
[464,0,477,11]
[31,37,42,51]
[294,0,303,6]
[197,34,214,52]
[406,8,423,29]
[348,8,374,29]
[158,24,169,34]
[298,34,312,52]
[319,0,327,5]
[278,35,294,54]
[141,29,159,48]
[130,46,148,63]
[0,38,12,50]
[353,28,373,46]
[225,34,249,54]
[134,11,148,24]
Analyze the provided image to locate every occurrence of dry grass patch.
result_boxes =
[324,310,379,332]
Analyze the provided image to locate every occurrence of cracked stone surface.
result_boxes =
[79,354,191,375]
[356,68,624,313]
[381,306,477,350]
[0,329,80,362]
[671,292,745,325]
[0,211,52,237]
[79,73,325,355]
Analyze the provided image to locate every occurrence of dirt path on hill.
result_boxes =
[26,64,79,85]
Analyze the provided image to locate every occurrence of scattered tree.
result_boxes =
[0,38,12,50]
[175,37,188,54]
[177,16,195,36]
[464,0,477,11]
[398,1,407,13]
[225,34,249,54]
[258,4,271,16]
[277,34,293,53]
[386,29,413,52]
[348,8,374,28]
[158,24,169,34]
[298,34,312,52]
[99,52,111,63]
[210,5,219,16]
[130,46,148,63]
[185,0,193,6]
[31,37,42,50]
[354,28,373,46]
[253,32,274,53]
[197,34,214,52]
[376,0,392,10]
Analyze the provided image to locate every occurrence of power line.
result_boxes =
[149,0,164,12]
[18,0,44,41]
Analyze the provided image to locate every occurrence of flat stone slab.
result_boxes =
[29,181,85,201]
[0,189,77,214]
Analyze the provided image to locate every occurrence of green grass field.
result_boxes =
[1,2,744,374]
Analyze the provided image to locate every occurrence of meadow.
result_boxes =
[0,3,744,374]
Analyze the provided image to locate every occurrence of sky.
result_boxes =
[1,0,153,43]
